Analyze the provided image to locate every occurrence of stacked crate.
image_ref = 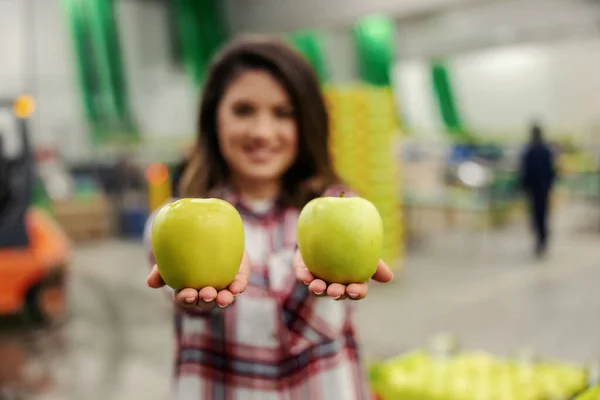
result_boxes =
[51,194,114,242]
[325,84,403,270]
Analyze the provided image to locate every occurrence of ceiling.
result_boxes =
[222,0,484,34]
[396,0,600,57]
[221,0,600,56]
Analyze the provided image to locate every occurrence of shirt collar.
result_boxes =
[209,185,283,221]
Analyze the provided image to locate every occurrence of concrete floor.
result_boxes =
[7,201,600,399]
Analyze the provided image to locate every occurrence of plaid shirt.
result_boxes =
[145,185,371,400]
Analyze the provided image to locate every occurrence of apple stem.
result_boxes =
[339,191,345,198]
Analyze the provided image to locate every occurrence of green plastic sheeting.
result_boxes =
[62,0,99,137]
[87,0,133,134]
[431,61,468,139]
[171,0,228,86]
[353,16,395,86]
[62,0,136,144]
[289,31,329,83]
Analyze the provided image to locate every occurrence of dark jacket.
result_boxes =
[520,142,556,195]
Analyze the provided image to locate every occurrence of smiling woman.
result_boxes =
[216,70,298,199]
[179,36,338,207]
[145,35,393,400]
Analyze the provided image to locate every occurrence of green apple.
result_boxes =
[297,192,383,284]
[151,198,244,290]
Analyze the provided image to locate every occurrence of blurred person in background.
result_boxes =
[144,36,393,399]
[519,123,556,257]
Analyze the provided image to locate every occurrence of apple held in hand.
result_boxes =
[151,198,245,290]
[297,192,383,284]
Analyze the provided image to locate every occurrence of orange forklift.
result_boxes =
[0,96,70,328]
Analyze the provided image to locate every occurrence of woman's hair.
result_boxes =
[179,35,339,208]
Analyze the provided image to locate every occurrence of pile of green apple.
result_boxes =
[574,385,600,399]
[151,192,384,290]
[370,350,587,400]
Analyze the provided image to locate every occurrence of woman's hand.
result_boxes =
[293,251,393,300]
[147,252,251,311]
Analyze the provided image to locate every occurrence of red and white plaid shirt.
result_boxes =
[145,185,371,400]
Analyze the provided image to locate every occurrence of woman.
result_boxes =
[145,35,393,399]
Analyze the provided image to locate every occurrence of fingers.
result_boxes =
[195,287,234,309]
[167,252,252,312]
[296,250,330,296]
[198,287,217,303]
[308,281,353,300]
[296,268,315,286]
[371,259,394,283]
[296,252,392,301]
[175,288,199,307]
[307,279,327,296]
[308,281,367,300]
[346,283,368,300]
[194,287,219,311]
[175,286,236,311]
[147,265,166,288]
[294,251,316,285]
[326,283,346,300]
[228,279,246,296]
[229,253,250,295]
[216,290,235,308]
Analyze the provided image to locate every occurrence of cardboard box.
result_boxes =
[51,195,114,243]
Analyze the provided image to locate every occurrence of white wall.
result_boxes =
[394,37,600,140]
[0,0,26,96]
[393,0,600,140]
[0,0,196,163]
[0,0,88,160]
[116,1,197,142]
[322,28,359,83]
[451,44,553,136]
[395,0,600,58]
[546,39,600,133]
[392,60,444,137]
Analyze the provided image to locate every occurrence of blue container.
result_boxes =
[119,208,148,239]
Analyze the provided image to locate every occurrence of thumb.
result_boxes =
[229,252,250,295]
[147,265,166,288]
[371,260,394,283]
[293,250,315,284]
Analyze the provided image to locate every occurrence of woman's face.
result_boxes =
[217,70,298,188]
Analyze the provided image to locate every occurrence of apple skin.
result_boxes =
[151,198,245,290]
[297,194,383,284]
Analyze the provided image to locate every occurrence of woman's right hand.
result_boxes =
[146,252,251,311]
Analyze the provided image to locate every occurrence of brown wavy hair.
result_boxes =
[179,35,339,208]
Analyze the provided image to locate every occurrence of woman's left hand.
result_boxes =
[293,251,394,300]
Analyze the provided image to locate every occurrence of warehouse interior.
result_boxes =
[1,0,600,398]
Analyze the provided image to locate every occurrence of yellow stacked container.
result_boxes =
[325,84,403,270]
[146,162,172,213]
